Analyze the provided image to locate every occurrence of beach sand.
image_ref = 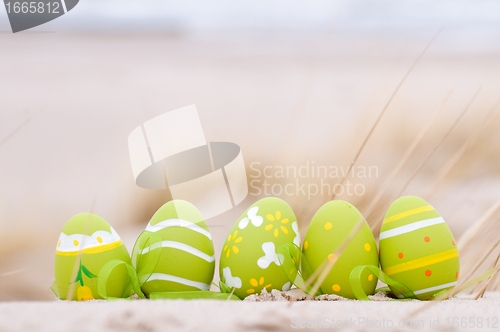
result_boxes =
[1,292,500,331]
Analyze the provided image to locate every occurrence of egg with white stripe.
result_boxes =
[379,196,460,300]
[219,197,301,299]
[303,200,379,299]
[53,213,131,300]
[138,200,215,297]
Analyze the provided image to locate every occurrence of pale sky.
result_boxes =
[1,0,500,34]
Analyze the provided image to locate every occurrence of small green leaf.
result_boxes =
[81,264,97,279]
[71,268,84,286]
[219,281,232,293]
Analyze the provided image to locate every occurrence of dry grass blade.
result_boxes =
[450,268,495,297]
[473,252,500,300]
[458,197,500,251]
[456,238,500,292]
[0,269,24,277]
[66,196,98,301]
[493,269,500,290]
[423,101,500,199]
[330,27,444,200]
[392,87,481,199]
[304,217,365,300]
[406,262,498,319]
[406,272,474,320]
[370,88,480,231]
[0,108,43,148]
[366,91,451,231]
[227,287,236,301]
[445,178,484,222]
[300,218,365,294]
[301,257,329,293]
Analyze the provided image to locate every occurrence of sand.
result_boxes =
[1,291,500,331]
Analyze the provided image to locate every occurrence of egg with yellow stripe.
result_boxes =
[53,213,131,300]
[303,200,379,299]
[138,200,215,297]
[379,196,460,300]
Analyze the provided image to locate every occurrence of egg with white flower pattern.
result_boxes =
[379,196,460,300]
[219,197,301,299]
[53,213,131,300]
[303,200,379,299]
[138,200,215,297]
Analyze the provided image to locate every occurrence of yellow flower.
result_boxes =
[77,286,94,301]
[246,277,272,294]
[223,230,243,258]
[264,211,289,237]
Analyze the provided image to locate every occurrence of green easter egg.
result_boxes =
[139,200,215,297]
[303,200,379,299]
[379,196,460,300]
[54,213,131,300]
[219,197,301,299]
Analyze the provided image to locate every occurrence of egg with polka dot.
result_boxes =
[219,197,301,299]
[379,196,460,300]
[53,213,131,300]
[302,200,379,299]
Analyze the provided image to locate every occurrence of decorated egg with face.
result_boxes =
[379,196,460,300]
[219,197,301,299]
[303,200,379,299]
[138,200,215,297]
[53,213,131,300]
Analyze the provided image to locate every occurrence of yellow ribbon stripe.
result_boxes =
[383,205,434,224]
[56,239,123,256]
[384,248,459,276]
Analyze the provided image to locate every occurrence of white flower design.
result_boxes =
[222,267,242,289]
[282,282,291,292]
[238,206,264,229]
[257,242,281,269]
[291,221,301,247]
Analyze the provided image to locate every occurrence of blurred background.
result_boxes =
[1,0,500,300]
